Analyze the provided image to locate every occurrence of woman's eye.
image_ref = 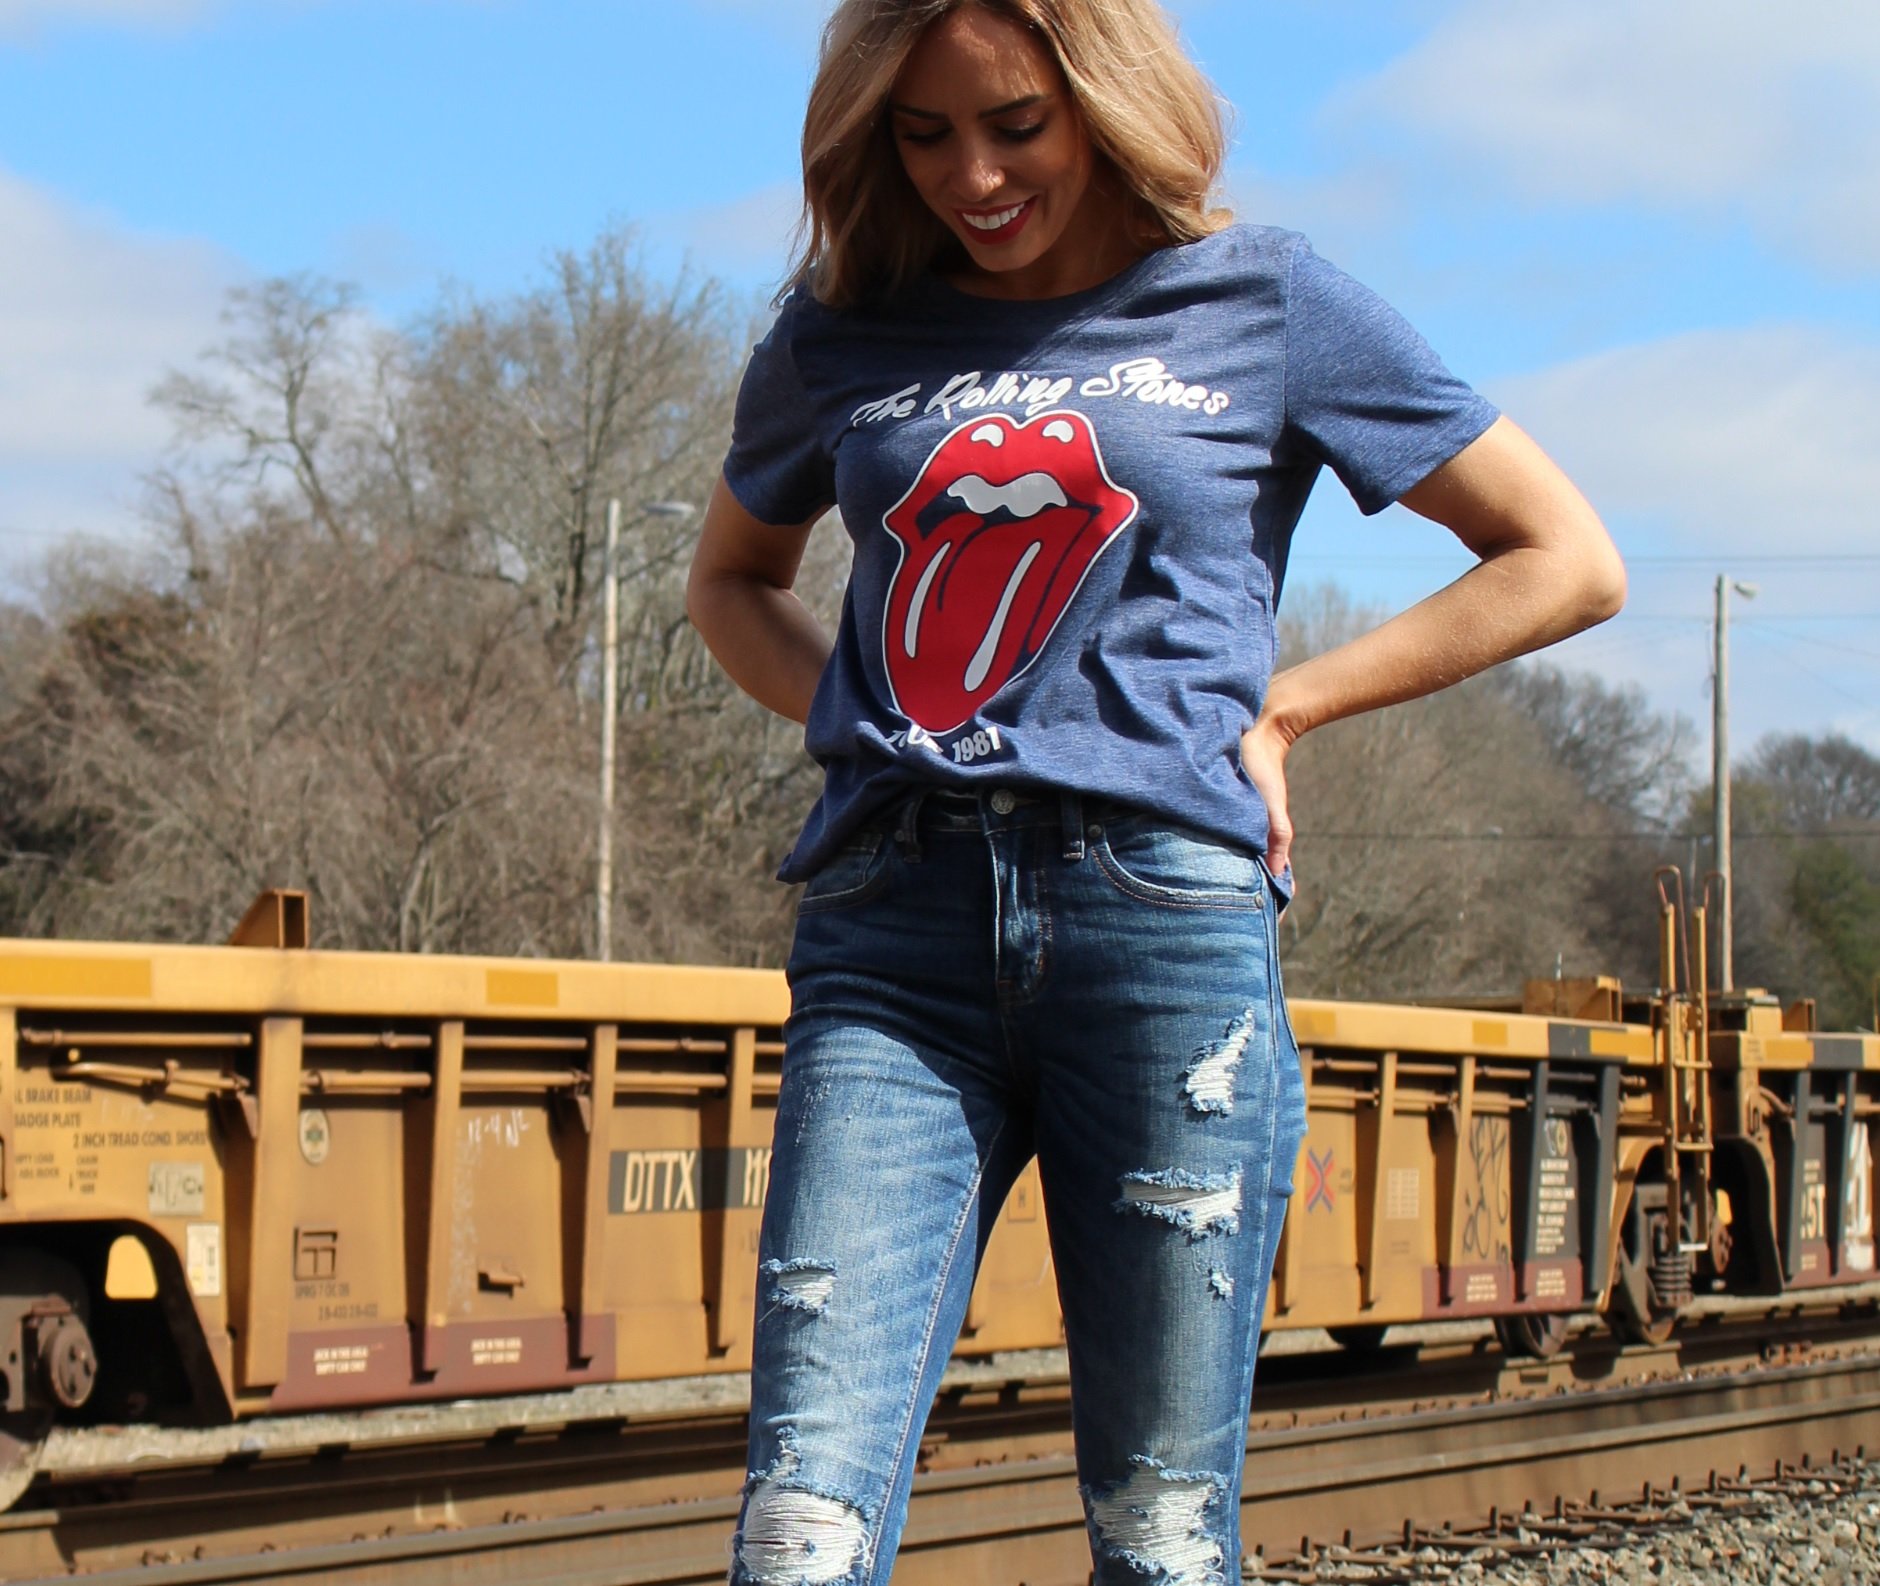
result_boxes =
[998,122,1046,143]
[897,127,948,147]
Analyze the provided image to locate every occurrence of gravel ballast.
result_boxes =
[1250,1458,1880,1584]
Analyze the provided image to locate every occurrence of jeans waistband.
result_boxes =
[889,786,1094,862]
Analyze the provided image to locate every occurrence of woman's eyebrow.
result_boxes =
[888,93,1051,120]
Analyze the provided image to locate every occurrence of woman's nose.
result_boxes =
[951,142,1004,202]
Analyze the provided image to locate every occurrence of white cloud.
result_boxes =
[0,0,214,33]
[1489,325,1880,556]
[1341,0,1880,272]
[0,169,239,554]
[1489,324,1880,751]
[652,181,801,295]
[1224,164,1413,273]
[0,1,482,37]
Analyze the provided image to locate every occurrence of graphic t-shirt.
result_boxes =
[722,225,1499,882]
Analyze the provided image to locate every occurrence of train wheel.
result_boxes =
[0,1250,98,1511]
[1609,1187,1686,1347]
[1327,1324,1390,1352]
[0,1411,48,1512]
[1493,1311,1570,1358]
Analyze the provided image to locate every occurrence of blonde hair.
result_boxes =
[789,0,1232,307]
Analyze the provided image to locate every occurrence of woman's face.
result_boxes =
[889,6,1122,299]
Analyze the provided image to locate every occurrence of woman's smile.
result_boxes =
[958,199,1035,240]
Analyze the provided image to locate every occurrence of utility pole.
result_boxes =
[1712,574,1757,991]
[598,499,622,961]
[596,497,697,961]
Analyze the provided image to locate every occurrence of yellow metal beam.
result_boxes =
[569,1024,618,1364]
[1361,1052,1398,1310]
[416,1020,465,1375]
[0,1006,14,1201]
[710,1027,761,1357]
[240,1016,302,1389]
[0,939,790,1028]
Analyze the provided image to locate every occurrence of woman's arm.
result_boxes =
[1241,415,1626,878]
[685,475,832,725]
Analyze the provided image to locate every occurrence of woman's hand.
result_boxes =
[1239,707,1299,882]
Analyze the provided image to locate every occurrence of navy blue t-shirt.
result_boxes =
[722,225,1498,882]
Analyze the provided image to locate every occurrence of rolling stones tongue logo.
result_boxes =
[881,410,1138,735]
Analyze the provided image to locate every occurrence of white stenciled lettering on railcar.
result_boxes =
[149,1162,206,1218]
[471,1336,523,1367]
[742,1147,772,1210]
[186,1223,222,1297]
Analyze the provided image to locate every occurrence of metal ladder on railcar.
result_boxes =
[1654,868,1715,1254]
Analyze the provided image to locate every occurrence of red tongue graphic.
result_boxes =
[881,411,1138,735]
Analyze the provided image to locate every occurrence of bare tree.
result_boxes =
[409,230,741,678]
[1276,587,1670,1000]
[0,237,826,966]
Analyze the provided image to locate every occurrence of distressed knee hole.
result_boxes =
[737,1478,867,1586]
[1182,1009,1253,1116]
[762,1257,835,1313]
[1116,1167,1242,1239]
[1208,1268,1233,1300]
[1088,1458,1226,1586]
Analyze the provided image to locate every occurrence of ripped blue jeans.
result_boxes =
[732,790,1308,1586]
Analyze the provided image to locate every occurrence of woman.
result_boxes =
[687,2,1625,1581]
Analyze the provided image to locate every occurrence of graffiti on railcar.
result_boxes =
[1303,1146,1337,1213]
[1849,1122,1875,1274]
[1461,1115,1512,1265]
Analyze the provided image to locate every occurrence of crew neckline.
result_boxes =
[916,230,1200,318]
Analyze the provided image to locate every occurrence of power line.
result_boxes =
[1749,626,1880,663]
[1623,554,1880,567]
[1290,552,1880,570]
[1582,614,1880,624]
[1297,829,1879,843]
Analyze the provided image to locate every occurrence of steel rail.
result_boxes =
[2,1347,1876,1586]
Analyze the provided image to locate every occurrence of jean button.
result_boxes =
[990,789,1017,815]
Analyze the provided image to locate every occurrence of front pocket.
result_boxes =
[796,829,892,915]
[1090,815,1264,909]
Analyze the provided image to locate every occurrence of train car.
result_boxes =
[0,881,1873,1506]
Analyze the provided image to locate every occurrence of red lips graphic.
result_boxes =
[880,410,1138,735]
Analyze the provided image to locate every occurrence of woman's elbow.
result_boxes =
[1573,519,1628,627]
[1570,535,1627,628]
[1549,511,1624,635]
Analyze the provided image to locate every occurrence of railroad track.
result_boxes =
[5,1302,1879,1585]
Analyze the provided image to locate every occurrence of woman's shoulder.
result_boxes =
[1163,220,1311,283]
[767,277,918,351]
[767,280,835,341]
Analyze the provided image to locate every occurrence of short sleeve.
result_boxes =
[721,295,837,527]
[1282,239,1499,516]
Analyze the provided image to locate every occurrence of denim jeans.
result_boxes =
[730,789,1308,1586]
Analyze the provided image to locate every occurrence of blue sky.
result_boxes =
[2,0,1877,758]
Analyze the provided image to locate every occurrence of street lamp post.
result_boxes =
[597,496,697,960]
[1712,574,1757,992]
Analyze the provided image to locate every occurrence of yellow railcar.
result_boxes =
[0,883,1872,1505]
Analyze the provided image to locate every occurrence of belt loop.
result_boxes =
[893,790,927,862]
[1060,790,1085,862]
